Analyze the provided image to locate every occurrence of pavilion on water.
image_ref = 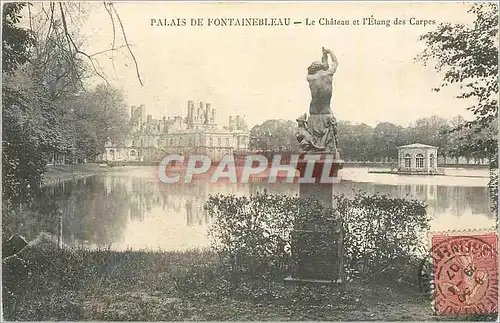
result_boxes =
[397,143,439,174]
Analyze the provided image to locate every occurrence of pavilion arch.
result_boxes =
[416,153,424,168]
[404,153,411,168]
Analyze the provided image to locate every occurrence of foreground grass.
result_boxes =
[2,248,497,321]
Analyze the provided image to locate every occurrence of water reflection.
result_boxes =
[11,167,494,251]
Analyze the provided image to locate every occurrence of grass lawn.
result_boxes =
[6,247,491,321]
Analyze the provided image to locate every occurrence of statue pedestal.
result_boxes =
[286,152,344,284]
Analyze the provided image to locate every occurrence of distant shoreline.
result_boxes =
[104,160,490,169]
[41,161,489,187]
[343,162,490,169]
[42,163,108,187]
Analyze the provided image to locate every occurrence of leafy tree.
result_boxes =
[2,3,45,205]
[2,3,34,72]
[80,84,131,153]
[249,119,298,152]
[407,116,451,157]
[337,122,374,162]
[417,3,498,212]
[336,121,356,161]
[2,3,135,205]
[2,65,55,205]
[371,122,405,161]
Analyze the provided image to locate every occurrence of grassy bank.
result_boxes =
[5,247,495,321]
[42,164,109,186]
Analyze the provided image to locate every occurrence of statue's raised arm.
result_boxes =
[322,47,338,75]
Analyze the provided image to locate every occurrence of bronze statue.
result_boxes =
[307,47,338,115]
[296,113,325,151]
[296,47,340,155]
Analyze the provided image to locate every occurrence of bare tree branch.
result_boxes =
[58,2,110,87]
[103,2,117,77]
[30,2,144,88]
[109,2,144,86]
[89,44,130,57]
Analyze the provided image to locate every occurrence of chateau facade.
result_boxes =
[101,101,249,162]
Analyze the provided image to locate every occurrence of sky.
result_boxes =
[55,2,478,128]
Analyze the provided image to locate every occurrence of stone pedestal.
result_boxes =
[286,152,345,283]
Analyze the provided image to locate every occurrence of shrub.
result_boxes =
[205,191,297,283]
[205,190,429,287]
[336,191,429,283]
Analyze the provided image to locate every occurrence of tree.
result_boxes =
[2,3,47,205]
[249,119,298,152]
[28,2,143,87]
[371,122,404,161]
[2,2,139,206]
[2,64,56,205]
[407,116,451,157]
[2,3,34,73]
[336,121,356,161]
[337,121,375,162]
[418,3,498,212]
[80,84,130,153]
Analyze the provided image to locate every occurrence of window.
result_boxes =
[404,154,411,168]
[129,150,136,156]
[170,139,173,146]
[429,154,434,169]
[416,154,424,168]
[218,138,221,146]
[226,138,230,146]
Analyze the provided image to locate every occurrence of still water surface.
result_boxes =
[19,166,494,251]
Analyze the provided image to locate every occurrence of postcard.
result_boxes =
[2,1,498,321]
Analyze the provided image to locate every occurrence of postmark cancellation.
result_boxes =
[425,229,498,316]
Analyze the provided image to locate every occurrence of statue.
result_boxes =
[296,47,340,154]
[296,113,325,151]
[307,47,338,115]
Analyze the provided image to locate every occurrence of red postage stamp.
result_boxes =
[431,233,498,315]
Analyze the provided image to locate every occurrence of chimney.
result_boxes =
[229,116,233,128]
[211,109,216,123]
[147,115,152,124]
[130,105,135,118]
[236,115,241,129]
[187,101,192,122]
[205,103,211,124]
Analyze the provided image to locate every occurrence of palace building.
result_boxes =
[100,101,249,162]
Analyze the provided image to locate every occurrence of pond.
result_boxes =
[9,166,494,251]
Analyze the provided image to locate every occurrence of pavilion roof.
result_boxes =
[398,143,438,149]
